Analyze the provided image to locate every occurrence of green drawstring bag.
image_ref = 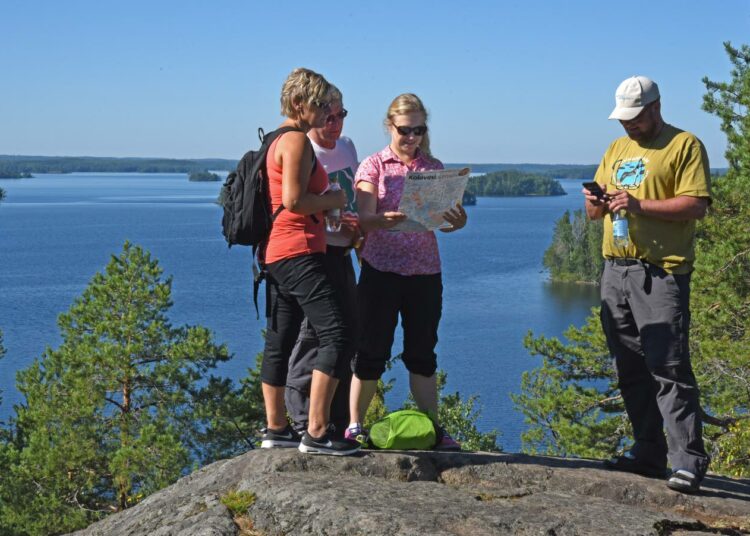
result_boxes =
[369,409,437,450]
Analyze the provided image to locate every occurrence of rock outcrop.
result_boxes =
[70,450,750,535]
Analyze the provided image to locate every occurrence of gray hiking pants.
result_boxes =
[285,246,357,434]
[600,259,709,478]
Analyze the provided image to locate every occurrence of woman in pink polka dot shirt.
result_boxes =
[345,93,467,450]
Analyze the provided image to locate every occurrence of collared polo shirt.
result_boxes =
[355,145,443,276]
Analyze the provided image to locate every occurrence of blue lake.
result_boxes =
[0,173,599,452]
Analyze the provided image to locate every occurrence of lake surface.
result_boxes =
[0,173,599,452]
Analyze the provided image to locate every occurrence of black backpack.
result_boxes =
[220,126,317,317]
[220,126,301,248]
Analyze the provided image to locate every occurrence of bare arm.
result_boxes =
[608,189,709,221]
[276,131,345,215]
[356,182,406,232]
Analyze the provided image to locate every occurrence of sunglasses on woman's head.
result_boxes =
[312,99,332,113]
[394,125,427,136]
[325,109,348,124]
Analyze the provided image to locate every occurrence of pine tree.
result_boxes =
[543,209,603,283]
[512,314,627,457]
[1,243,233,534]
[693,42,750,476]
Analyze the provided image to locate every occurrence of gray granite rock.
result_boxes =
[69,450,750,536]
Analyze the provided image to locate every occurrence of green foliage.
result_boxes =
[543,209,603,283]
[0,242,235,534]
[220,489,257,516]
[693,41,750,477]
[514,313,629,457]
[467,170,566,197]
[188,170,221,182]
[431,370,500,452]
[192,352,266,458]
[516,42,750,477]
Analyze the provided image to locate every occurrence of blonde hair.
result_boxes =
[385,93,431,156]
[280,68,332,119]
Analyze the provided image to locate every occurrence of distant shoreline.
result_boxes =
[0,156,728,178]
[0,171,32,179]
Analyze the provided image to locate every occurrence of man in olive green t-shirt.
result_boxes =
[583,76,711,494]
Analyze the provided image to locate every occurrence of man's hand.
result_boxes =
[607,189,642,214]
[582,185,609,207]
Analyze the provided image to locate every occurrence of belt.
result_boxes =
[608,258,642,266]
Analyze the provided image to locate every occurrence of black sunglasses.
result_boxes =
[394,125,427,136]
[325,109,348,124]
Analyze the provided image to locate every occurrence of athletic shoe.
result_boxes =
[434,427,461,451]
[667,469,701,494]
[260,425,301,449]
[603,452,668,479]
[298,429,361,456]
[344,424,370,447]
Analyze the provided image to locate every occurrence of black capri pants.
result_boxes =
[353,260,442,380]
[262,253,350,386]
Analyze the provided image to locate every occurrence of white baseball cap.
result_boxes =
[609,76,660,121]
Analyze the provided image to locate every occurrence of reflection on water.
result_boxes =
[544,279,601,314]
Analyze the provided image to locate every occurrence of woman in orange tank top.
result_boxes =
[259,68,359,456]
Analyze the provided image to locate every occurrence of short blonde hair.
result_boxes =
[385,93,431,157]
[280,68,332,119]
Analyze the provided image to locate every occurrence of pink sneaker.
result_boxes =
[435,427,461,451]
[344,424,369,446]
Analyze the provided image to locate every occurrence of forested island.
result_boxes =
[189,171,221,182]
[449,162,597,179]
[0,171,32,179]
[466,170,566,197]
[461,190,476,205]
[543,209,603,283]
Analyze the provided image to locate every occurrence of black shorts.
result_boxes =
[352,260,442,380]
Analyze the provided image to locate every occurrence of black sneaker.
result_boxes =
[298,428,361,456]
[260,425,301,449]
[603,453,668,479]
[667,469,701,494]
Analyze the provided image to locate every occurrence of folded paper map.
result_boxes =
[392,167,471,232]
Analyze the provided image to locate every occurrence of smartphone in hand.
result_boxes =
[582,181,607,201]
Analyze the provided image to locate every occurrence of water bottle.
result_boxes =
[613,210,629,248]
[326,179,342,232]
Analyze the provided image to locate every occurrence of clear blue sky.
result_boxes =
[2,0,748,165]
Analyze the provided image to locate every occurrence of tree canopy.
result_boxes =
[542,209,603,283]
[467,170,566,197]
[0,243,253,534]
[188,170,221,182]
